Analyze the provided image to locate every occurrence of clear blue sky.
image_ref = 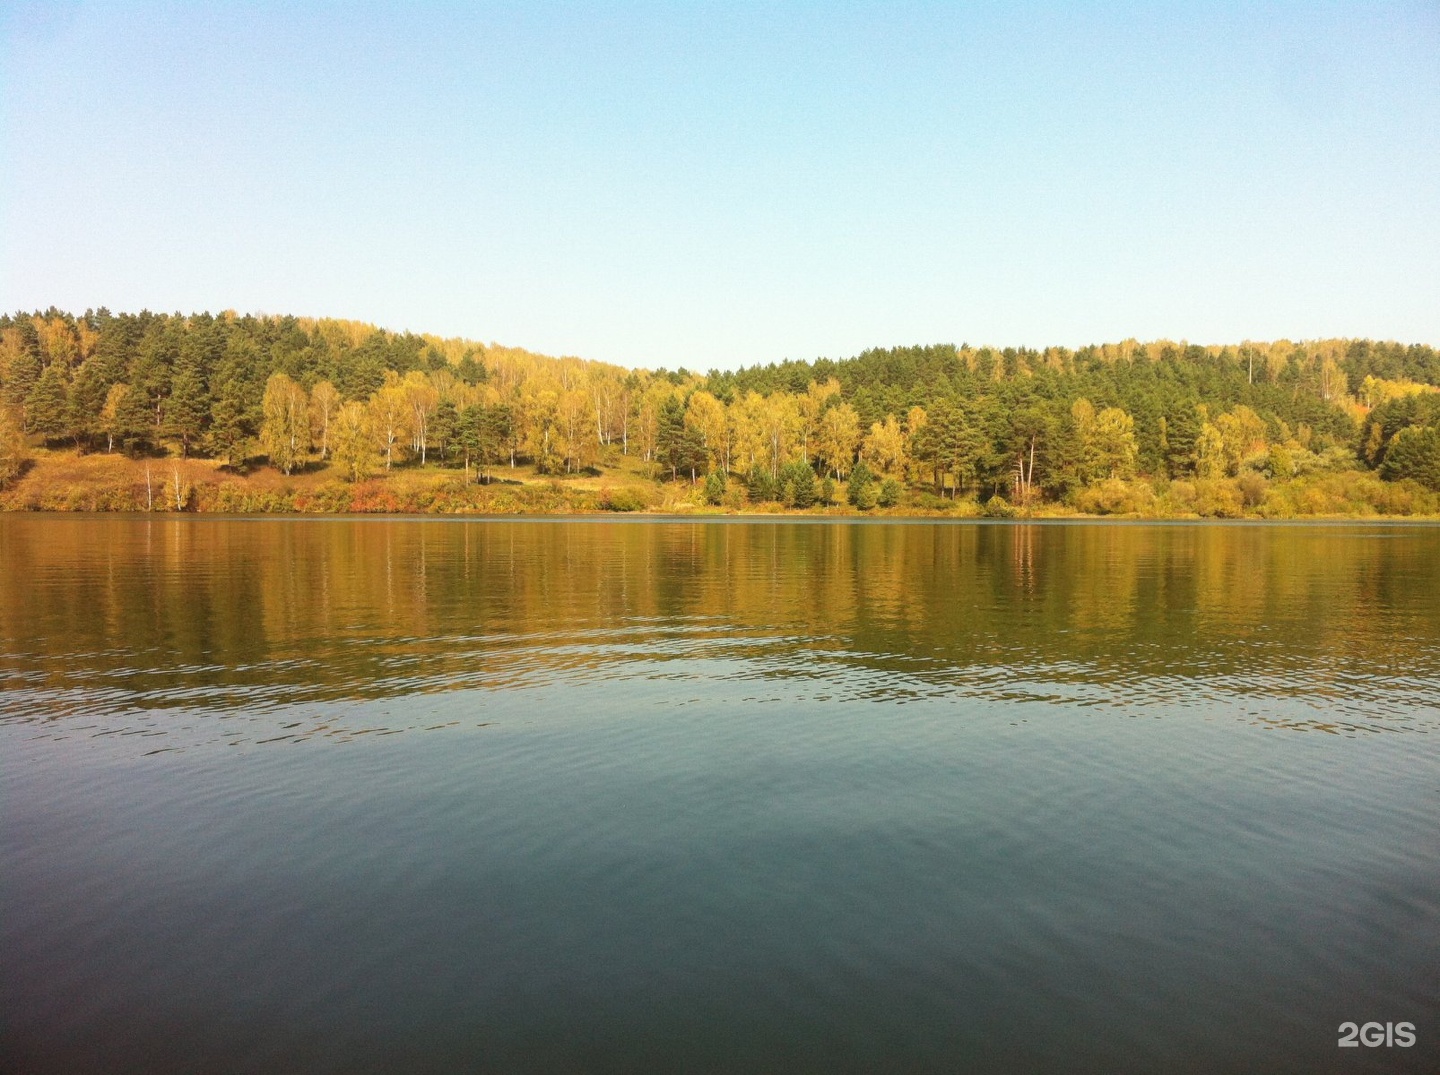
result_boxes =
[2,1,1437,369]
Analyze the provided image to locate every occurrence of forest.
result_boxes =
[1,307,1439,516]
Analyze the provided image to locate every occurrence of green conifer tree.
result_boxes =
[25,364,70,441]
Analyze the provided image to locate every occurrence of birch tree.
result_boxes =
[260,373,310,475]
[331,401,377,482]
[309,380,340,459]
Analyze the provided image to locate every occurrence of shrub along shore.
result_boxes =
[4,447,1437,519]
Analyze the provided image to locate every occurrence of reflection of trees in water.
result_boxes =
[1,519,1437,720]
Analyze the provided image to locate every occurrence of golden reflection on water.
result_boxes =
[1,518,1437,735]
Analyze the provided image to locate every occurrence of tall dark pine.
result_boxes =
[165,367,210,457]
[656,396,688,480]
[67,357,115,447]
[2,343,42,421]
[164,333,211,458]
[113,385,155,455]
[430,399,458,463]
[25,364,70,441]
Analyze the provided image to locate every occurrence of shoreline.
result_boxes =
[4,448,1438,522]
[6,508,1440,524]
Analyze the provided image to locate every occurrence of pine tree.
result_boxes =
[208,338,263,466]
[486,404,517,468]
[656,395,688,480]
[1380,426,1440,490]
[68,357,118,448]
[456,404,484,480]
[778,459,816,507]
[2,345,42,424]
[25,364,70,441]
[165,367,210,457]
[110,383,155,455]
[847,458,877,508]
[430,399,458,463]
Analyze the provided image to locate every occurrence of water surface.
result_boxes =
[2,517,1437,1073]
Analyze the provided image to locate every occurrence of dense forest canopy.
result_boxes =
[2,307,1439,511]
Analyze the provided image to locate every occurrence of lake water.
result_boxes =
[1,516,1437,1074]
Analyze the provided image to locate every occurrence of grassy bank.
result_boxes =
[3,448,1438,520]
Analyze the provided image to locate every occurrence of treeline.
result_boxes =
[2,308,1439,510]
